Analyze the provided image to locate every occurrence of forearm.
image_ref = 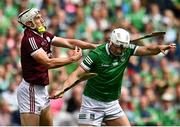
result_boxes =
[68,39,96,49]
[136,45,169,56]
[49,66,87,99]
[145,45,162,55]
[62,66,86,92]
[52,39,74,49]
[62,72,79,91]
[47,57,76,69]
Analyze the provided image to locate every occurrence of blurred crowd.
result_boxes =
[0,0,179,126]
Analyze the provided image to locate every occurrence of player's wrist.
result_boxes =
[70,56,76,62]
[72,55,81,61]
[158,45,163,52]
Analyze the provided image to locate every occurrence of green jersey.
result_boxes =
[81,43,137,102]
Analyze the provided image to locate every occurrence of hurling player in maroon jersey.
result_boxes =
[16,8,97,126]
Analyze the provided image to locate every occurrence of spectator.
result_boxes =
[0,98,12,126]
[134,95,159,125]
[158,92,177,125]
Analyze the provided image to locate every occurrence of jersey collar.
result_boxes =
[27,28,43,37]
[105,43,110,55]
[106,43,125,59]
[32,30,43,37]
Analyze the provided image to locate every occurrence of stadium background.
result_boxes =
[0,0,179,125]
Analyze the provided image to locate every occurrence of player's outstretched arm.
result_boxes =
[62,66,87,92]
[51,37,97,49]
[49,66,87,99]
[134,43,176,56]
[32,46,82,69]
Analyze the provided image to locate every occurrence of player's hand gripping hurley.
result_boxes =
[130,31,166,42]
[130,31,176,55]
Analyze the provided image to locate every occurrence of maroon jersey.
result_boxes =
[21,28,54,85]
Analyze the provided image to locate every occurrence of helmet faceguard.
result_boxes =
[110,28,130,48]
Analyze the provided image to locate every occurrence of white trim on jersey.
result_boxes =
[133,46,139,55]
[129,44,139,55]
[51,36,57,44]
[29,37,38,50]
[105,43,110,55]
[85,56,93,65]
[80,62,91,71]
[87,56,93,63]
[129,44,135,49]
[31,47,43,56]
[85,59,91,65]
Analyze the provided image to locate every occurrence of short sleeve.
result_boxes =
[80,51,98,71]
[44,32,55,43]
[25,37,41,55]
[128,44,139,56]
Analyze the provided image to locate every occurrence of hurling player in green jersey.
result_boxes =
[59,28,176,126]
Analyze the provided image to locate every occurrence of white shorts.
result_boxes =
[78,95,125,126]
[17,79,50,115]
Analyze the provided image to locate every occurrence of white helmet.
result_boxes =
[18,8,40,29]
[110,28,130,48]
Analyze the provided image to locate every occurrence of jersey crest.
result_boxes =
[119,52,126,62]
[46,36,51,43]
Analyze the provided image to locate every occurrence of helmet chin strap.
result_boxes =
[31,19,46,34]
[20,25,46,35]
[24,25,46,34]
[36,26,46,34]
